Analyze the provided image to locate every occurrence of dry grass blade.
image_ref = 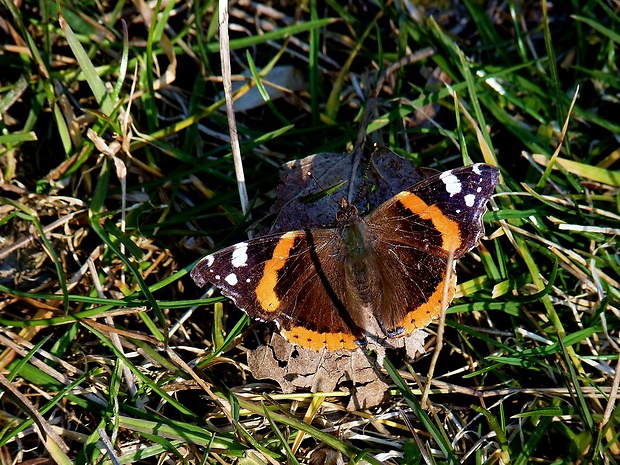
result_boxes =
[0,372,71,462]
[219,0,250,219]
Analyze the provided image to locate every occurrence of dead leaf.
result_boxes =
[228,65,308,112]
[268,146,435,233]
[247,331,427,409]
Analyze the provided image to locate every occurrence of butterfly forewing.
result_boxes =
[190,230,365,350]
[367,164,499,259]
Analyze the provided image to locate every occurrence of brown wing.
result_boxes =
[191,230,365,351]
[368,239,456,336]
[364,163,499,336]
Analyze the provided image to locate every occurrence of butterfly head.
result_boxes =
[335,198,359,223]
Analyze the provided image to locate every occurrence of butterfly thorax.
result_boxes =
[338,202,366,258]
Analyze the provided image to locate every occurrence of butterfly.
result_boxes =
[191,163,499,351]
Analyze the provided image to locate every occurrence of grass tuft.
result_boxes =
[0,1,618,463]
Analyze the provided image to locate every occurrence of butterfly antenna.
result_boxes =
[306,171,345,208]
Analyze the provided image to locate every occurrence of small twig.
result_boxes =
[97,427,122,465]
[399,408,433,465]
[0,371,71,457]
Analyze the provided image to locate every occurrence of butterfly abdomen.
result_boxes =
[340,215,385,330]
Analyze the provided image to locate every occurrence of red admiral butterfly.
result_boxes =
[191,163,499,351]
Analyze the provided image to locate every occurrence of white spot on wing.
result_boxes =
[440,173,462,196]
[231,242,248,268]
[464,194,476,207]
[225,273,238,286]
[204,254,215,267]
[472,164,482,175]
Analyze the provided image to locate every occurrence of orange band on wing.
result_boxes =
[398,272,456,334]
[282,325,360,351]
[395,192,461,253]
[255,231,298,313]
